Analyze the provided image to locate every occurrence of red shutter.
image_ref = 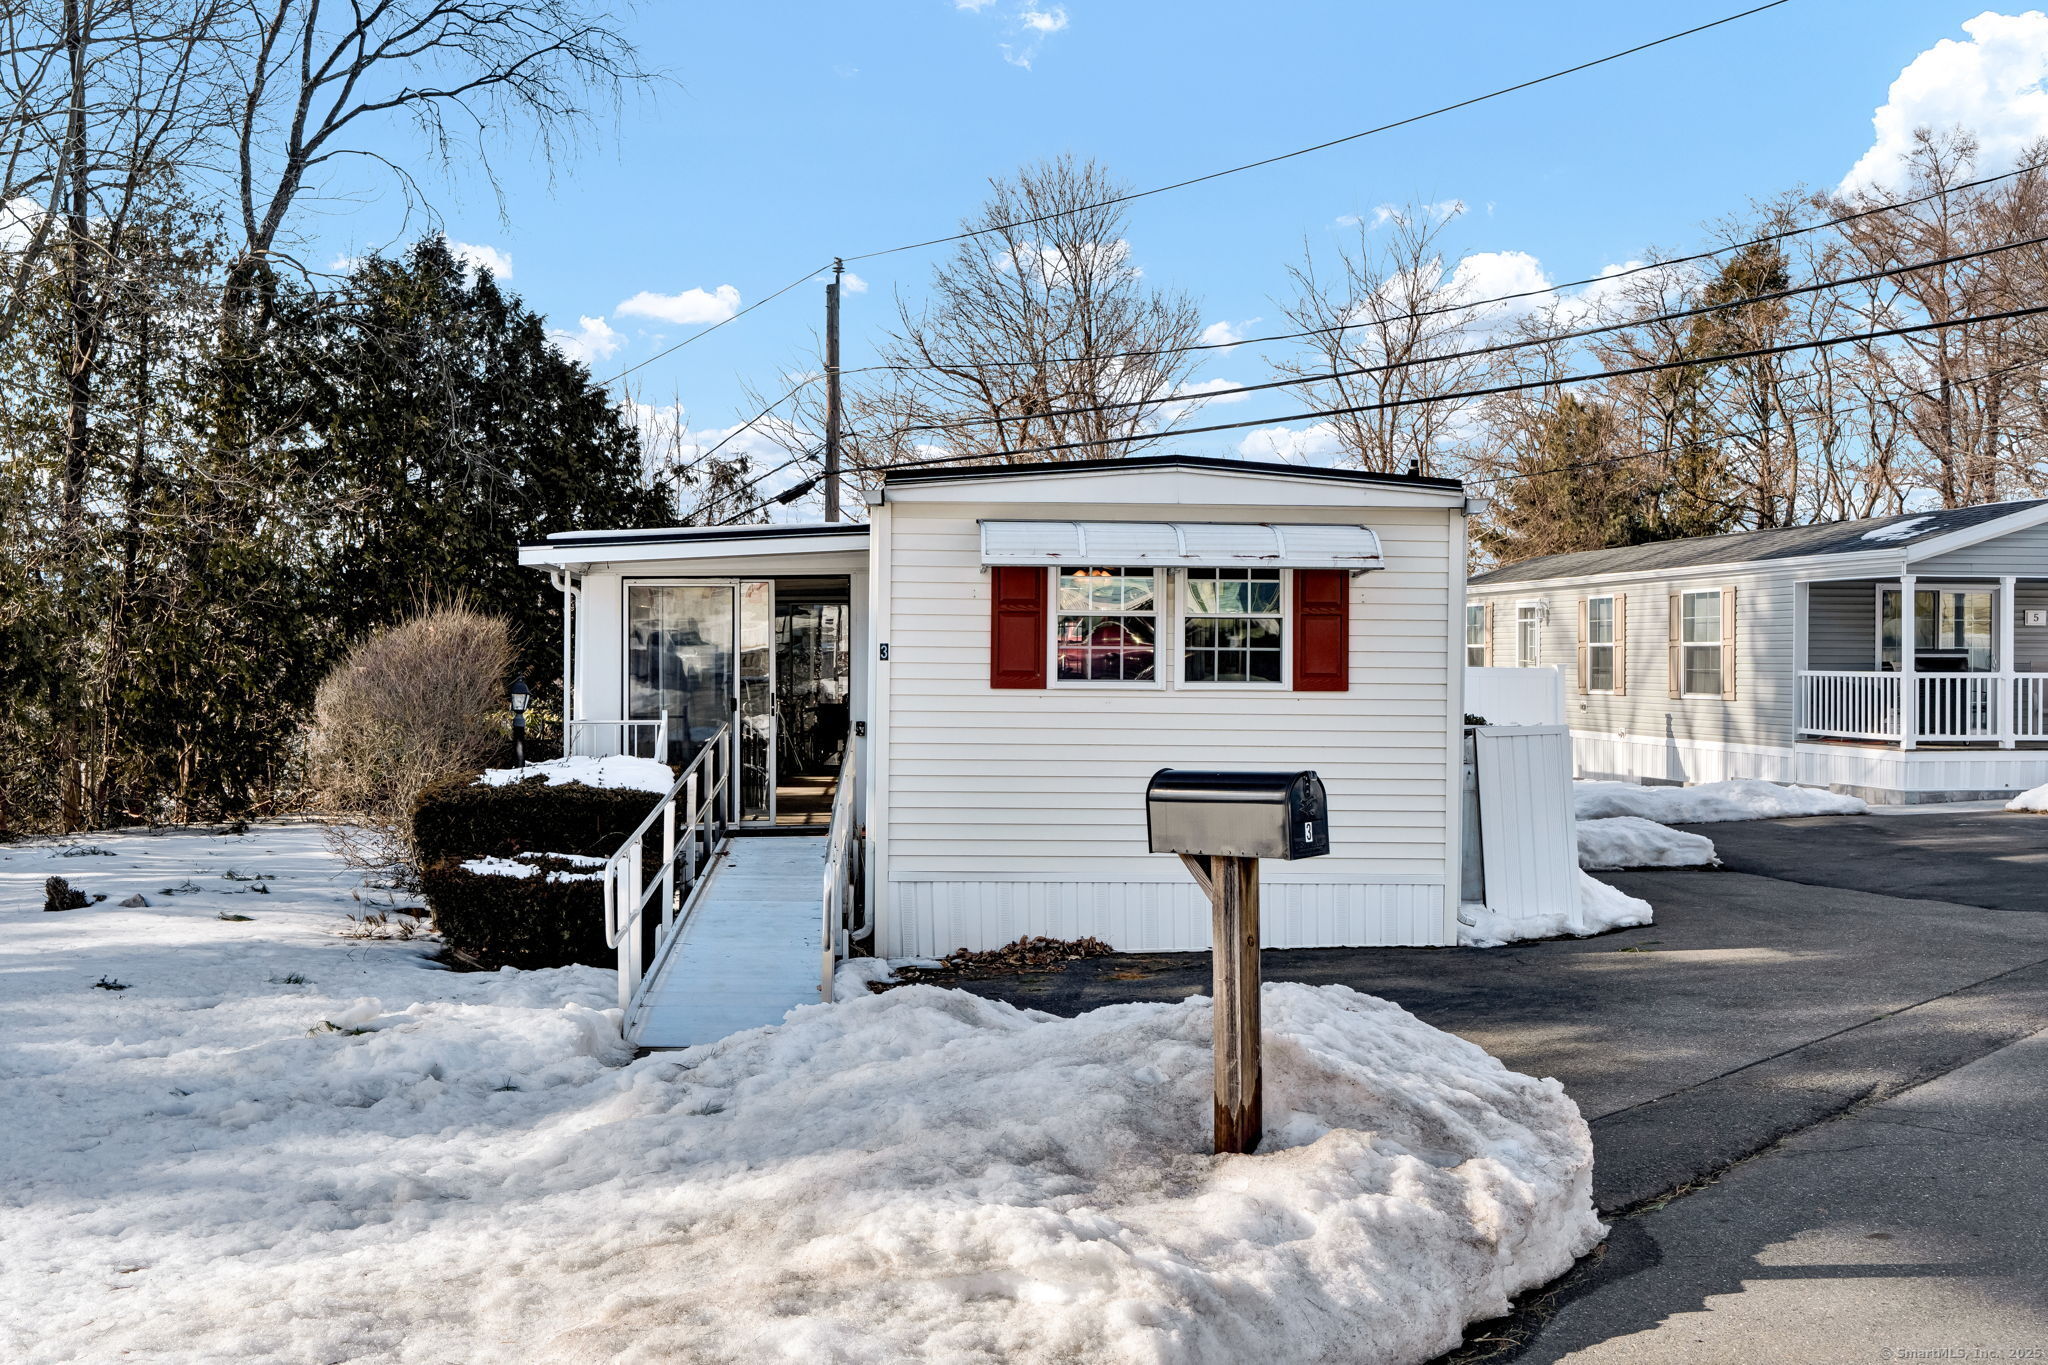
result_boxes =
[989,565,1048,689]
[1292,569,1350,691]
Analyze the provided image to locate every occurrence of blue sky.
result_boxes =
[312,2,2048,488]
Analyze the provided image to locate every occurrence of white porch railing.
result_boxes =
[1799,671,2033,743]
[565,711,667,759]
[818,744,862,1002]
[601,722,732,1013]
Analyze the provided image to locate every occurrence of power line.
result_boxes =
[838,158,2048,381]
[841,1,1795,264]
[594,264,831,389]
[840,301,2048,474]
[662,375,819,486]
[892,228,2048,437]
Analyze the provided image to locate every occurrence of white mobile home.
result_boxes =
[1466,498,2048,803]
[517,455,1480,1046]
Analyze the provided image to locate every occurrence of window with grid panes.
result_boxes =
[1587,595,1617,692]
[1679,590,1723,696]
[1054,567,1158,682]
[1183,567,1283,683]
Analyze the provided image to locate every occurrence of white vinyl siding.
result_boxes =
[877,494,1460,955]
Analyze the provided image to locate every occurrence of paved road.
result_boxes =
[1683,806,2048,915]
[1526,1025,2048,1364]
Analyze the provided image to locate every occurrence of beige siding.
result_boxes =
[1471,565,1802,750]
[875,496,1460,952]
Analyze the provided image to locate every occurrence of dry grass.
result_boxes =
[306,606,515,884]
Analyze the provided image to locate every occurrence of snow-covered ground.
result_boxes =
[477,753,675,794]
[2007,781,2048,812]
[2,826,1603,1364]
[1576,815,1717,871]
[1574,778,1866,823]
[1459,872,1654,948]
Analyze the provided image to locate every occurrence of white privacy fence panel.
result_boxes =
[1464,666,1565,727]
[1471,725,1580,932]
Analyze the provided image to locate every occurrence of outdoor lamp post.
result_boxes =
[510,675,531,769]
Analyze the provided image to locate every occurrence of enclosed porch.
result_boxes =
[1798,575,2048,746]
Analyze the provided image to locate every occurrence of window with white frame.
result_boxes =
[1516,604,1541,667]
[1586,595,1618,692]
[1183,567,1284,684]
[1679,589,1724,696]
[1055,566,1158,683]
[1465,604,1487,667]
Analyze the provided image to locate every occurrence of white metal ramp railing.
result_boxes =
[601,723,732,1014]
[818,744,863,1002]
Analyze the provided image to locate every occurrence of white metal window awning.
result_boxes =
[979,519,1385,570]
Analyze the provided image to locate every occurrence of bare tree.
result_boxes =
[219,0,650,326]
[1272,203,1502,477]
[828,155,1202,475]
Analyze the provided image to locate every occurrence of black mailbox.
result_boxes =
[1146,769,1330,861]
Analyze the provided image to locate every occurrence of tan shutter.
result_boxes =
[1614,594,1629,696]
[1482,602,1493,665]
[1668,592,1682,698]
[1721,585,1739,700]
[1575,599,1589,693]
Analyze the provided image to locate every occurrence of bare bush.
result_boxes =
[307,606,515,881]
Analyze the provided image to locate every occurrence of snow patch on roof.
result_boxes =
[1860,515,1938,542]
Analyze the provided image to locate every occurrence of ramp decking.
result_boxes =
[629,834,828,1049]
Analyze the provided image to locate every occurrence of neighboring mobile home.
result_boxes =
[1466,499,2048,803]
[516,455,1480,1044]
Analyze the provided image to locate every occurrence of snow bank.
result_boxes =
[2,827,1602,1365]
[1460,873,1655,948]
[2007,782,2048,812]
[459,852,607,882]
[1575,777,1865,823]
[477,752,675,794]
[1577,816,1717,870]
[1860,514,1937,542]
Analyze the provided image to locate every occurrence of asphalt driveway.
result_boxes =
[1680,805,2048,914]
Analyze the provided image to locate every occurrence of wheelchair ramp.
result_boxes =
[629,835,829,1049]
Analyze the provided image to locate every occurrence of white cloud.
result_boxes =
[1150,377,1257,426]
[1340,199,1466,231]
[1843,11,2048,192]
[1200,317,1261,349]
[1020,6,1067,32]
[549,315,621,364]
[1236,422,1347,465]
[448,239,511,278]
[954,0,997,9]
[616,284,743,326]
[998,238,1137,287]
[962,0,1068,68]
[1445,249,1553,327]
[841,271,869,294]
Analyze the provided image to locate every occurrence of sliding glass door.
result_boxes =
[626,581,777,822]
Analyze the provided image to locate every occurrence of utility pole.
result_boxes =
[823,259,844,522]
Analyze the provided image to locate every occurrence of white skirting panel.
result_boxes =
[1572,731,1798,786]
[878,879,1451,958]
[1571,728,2048,800]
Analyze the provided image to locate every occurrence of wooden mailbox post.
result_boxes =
[1146,769,1329,1155]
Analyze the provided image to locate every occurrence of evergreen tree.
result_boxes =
[1479,394,1659,564]
[295,238,673,679]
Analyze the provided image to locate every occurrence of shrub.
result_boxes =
[412,774,667,971]
[307,606,517,880]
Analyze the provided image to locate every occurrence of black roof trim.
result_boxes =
[521,522,870,551]
[881,453,1463,492]
[1469,498,2048,586]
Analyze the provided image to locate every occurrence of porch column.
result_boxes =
[2000,574,2018,749]
[1900,574,1917,751]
